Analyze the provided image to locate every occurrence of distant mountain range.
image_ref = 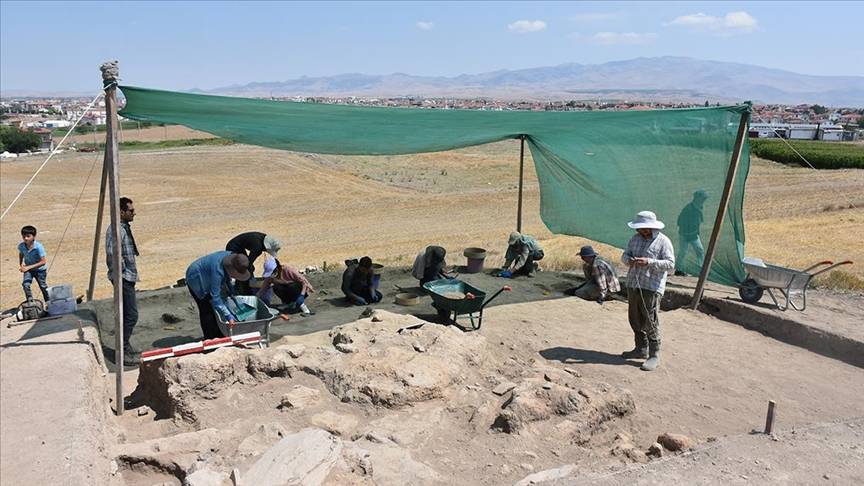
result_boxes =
[195,57,864,106]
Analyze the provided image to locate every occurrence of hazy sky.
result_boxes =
[2,0,863,93]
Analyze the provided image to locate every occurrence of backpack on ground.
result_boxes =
[17,299,45,321]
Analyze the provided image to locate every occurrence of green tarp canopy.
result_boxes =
[119,86,750,286]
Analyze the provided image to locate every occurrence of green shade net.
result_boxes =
[120,86,750,286]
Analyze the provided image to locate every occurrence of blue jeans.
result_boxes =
[22,268,49,301]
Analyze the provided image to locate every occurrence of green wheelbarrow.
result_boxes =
[422,278,511,331]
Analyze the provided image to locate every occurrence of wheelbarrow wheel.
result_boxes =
[739,279,764,304]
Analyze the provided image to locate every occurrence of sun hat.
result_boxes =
[578,245,597,258]
[627,210,665,230]
[508,231,522,246]
[223,253,252,281]
[263,235,282,256]
[693,189,709,200]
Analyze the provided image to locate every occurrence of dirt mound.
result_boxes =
[137,345,296,423]
[136,311,486,421]
[492,374,636,439]
[304,312,486,406]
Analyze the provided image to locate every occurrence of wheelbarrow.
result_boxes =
[215,295,279,347]
[739,257,853,311]
[422,278,511,331]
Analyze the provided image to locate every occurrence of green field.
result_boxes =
[52,120,165,136]
[750,138,864,169]
[74,137,233,151]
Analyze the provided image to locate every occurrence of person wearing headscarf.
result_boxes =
[501,231,544,277]
[225,231,282,295]
[621,210,675,372]
[411,245,451,285]
[257,256,315,316]
[341,256,382,306]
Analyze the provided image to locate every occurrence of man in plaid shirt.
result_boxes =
[621,210,675,372]
[106,196,141,365]
[572,245,620,303]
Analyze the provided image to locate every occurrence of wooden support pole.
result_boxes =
[517,135,525,232]
[86,158,109,301]
[690,111,749,309]
[764,400,776,434]
[101,61,125,415]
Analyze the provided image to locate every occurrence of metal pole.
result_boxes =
[101,61,125,415]
[86,157,109,301]
[517,135,525,232]
[690,111,749,309]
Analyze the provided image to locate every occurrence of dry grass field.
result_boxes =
[1,140,862,309]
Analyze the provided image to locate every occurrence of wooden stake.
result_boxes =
[86,158,109,301]
[690,111,749,309]
[101,62,125,415]
[517,135,525,232]
[764,400,776,434]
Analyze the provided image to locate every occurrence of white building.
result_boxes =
[818,124,844,141]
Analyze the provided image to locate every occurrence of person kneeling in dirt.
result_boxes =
[186,251,251,339]
[342,256,382,306]
[621,211,675,372]
[257,256,315,316]
[567,245,620,304]
[500,231,544,278]
[412,245,454,285]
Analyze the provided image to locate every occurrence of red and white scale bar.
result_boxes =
[141,332,261,362]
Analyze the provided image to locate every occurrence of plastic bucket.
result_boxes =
[463,247,487,274]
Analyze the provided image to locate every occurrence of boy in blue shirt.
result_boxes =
[18,225,50,302]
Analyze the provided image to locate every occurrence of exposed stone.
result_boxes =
[237,423,288,456]
[244,429,342,486]
[136,347,295,423]
[335,342,358,354]
[309,411,359,437]
[230,468,241,486]
[493,378,635,435]
[279,385,321,410]
[493,382,517,396]
[364,442,442,485]
[658,432,694,452]
[514,464,578,486]
[116,428,224,478]
[303,313,485,407]
[413,343,426,353]
[184,464,224,486]
[278,343,306,358]
[611,433,649,464]
[136,406,151,417]
[647,442,664,458]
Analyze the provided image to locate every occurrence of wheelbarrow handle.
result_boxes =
[481,285,512,310]
[810,260,853,278]
[801,260,834,273]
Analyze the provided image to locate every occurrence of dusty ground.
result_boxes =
[1,141,862,311]
[103,296,864,485]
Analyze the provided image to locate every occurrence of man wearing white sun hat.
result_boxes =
[621,210,675,372]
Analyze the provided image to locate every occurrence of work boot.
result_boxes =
[621,346,649,359]
[123,351,140,367]
[641,343,661,371]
